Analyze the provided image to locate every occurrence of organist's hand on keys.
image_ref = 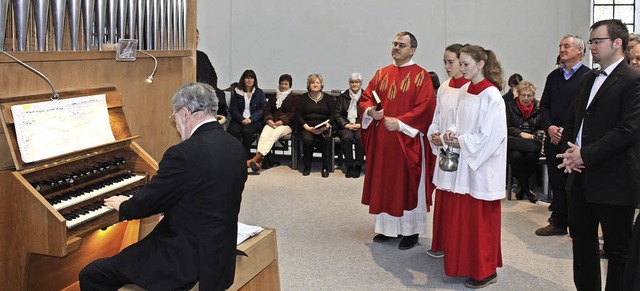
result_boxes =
[105,195,131,211]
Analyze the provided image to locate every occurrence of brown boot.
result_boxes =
[249,152,264,173]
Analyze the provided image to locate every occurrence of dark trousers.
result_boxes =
[227,121,262,158]
[624,213,640,291]
[567,174,635,291]
[299,130,332,170]
[79,257,133,291]
[508,150,539,190]
[545,140,568,228]
[336,128,364,167]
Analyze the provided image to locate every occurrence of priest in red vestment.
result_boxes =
[360,31,437,250]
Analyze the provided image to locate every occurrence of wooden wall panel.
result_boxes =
[0,51,193,161]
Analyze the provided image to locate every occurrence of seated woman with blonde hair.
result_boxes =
[248,74,296,173]
[296,74,335,177]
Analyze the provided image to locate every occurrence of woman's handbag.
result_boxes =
[507,136,542,153]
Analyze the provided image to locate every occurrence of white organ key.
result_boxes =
[52,174,145,211]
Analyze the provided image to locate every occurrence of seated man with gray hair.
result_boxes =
[79,83,247,291]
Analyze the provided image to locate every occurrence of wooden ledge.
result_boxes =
[0,50,193,64]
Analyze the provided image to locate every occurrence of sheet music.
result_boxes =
[237,222,264,245]
[11,94,116,163]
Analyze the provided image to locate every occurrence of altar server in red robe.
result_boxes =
[426,43,471,259]
[441,44,507,289]
[360,31,436,250]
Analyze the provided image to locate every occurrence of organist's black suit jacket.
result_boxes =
[562,61,640,206]
[117,121,246,290]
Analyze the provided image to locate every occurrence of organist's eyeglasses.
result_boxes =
[169,107,203,122]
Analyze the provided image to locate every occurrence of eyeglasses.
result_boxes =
[392,41,410,49]
[169,108,203,121]
[588,37,612,45]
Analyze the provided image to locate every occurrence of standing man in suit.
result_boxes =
[79,83,247,291]
[558,19,640,291]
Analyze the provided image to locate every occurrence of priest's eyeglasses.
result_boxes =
[392,41,410,48]
[588,37,612,45]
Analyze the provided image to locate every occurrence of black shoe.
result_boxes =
[345,166,354,178]
[353,165,362,178]
[303,167,310,176]
[515,188,525,200]
[525,190,538,203]
[464,273,497,289]
[398,234,419,250]
[249,160,260,173]
[373,234,399,242]
[321,168,329,178]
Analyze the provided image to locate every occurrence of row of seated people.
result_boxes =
[223,70,365,178]
[222,68,546,191]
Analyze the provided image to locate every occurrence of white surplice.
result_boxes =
[427,79,469,191]
[450,85,507,201]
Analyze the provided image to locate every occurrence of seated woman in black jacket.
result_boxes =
[228,69,267,158]
[296,74,335,177]
[507,80,544,203]
[335,73,365,178]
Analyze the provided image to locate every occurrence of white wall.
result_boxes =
[197,0,591,94]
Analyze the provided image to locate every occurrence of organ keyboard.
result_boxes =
[0,88,160,291]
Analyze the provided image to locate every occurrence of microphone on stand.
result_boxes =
[0,50,59,100]
[136,50,157,84]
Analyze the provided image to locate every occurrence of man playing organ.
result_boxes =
[79,83,247,291]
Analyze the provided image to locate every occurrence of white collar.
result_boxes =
[393,59,415,67]
[190,118,218,136]
[601,57,625,76]
[235,87,256,95]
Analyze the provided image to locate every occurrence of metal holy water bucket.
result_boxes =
[438,147,459,172]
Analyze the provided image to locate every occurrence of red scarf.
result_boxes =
[515,98,534,119]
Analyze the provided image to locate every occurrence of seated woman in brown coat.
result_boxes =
[248,74,296,173]
[507,80,544,203]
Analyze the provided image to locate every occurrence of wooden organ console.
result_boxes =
[0,87,160,291]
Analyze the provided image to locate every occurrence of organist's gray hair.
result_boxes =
[171,82,218,116]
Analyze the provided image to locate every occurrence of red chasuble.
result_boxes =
[360,63,437,217]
